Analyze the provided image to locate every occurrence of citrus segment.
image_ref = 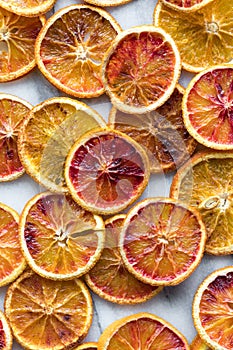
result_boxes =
[84,0,132,6]
[65,128,150,215]
[102,25,181,114]
[109,85,197,173]
[119,198,206,286]
[98,312,190,350]
[18,97,106,192]
[85,215,162,304]
[19,192,105,280]
[161,0,215,12]
[35,5,121,98]
[0,0,56,17]
[75,343,97,350]
[170,152,233,255]
[154,0,233,72]
[4,270,93,350]
[0,310,12,350]
[190,335,210,350]
[183,65,233,150]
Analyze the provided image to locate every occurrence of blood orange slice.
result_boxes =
[19,192,105,280]
[190,335,210,350]
[65,128,150,215]
[161,0,215,12]
[85,215,162,304]
[0,310,12,350]
[75,343,97,350]
[98,312,190,350]
[119,198,206,286]
[0,0,56,16]
[4,270,93,350]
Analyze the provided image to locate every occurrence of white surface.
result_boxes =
[0,0,232,348]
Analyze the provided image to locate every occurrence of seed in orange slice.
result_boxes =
[0,9,44,82]
[85,214,162,304]
[182,65,233,150]
[19,192,105,280]
[170,151,233,255]
[35,5,121,98]
[75,342,97,350]
[193,266,233,350]
[84,0,132,6]
[119,197,206,286]
[154,0,233,73]
[0,310,12,350]
[108,85,197,173]
[161,0,215,12]
[98,312,190,350]
[0,0,56,17]
[18,97,106,192]
[65,128,150,216]
[102,25,181,114]
[190,335,210,350]
[4,270,93,350]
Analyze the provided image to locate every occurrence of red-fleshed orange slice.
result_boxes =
[190,335,210,350]
[0,310,12,350]
[75,343,98,350]
[161,0,215,12]
[0,0,56,17]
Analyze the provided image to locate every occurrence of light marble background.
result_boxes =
[0,0,232,348]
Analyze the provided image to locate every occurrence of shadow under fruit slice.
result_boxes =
[98,312,190,350]
[190,335,210,350]
[19,192,105,280]
[0,310,12,350]
[4,270,93,350]
[119,197,206,286]
[35,4,121,98]
[75,343,97,350]
[0,0,56,17]
[85,215,162,304]
[161,0,215,12]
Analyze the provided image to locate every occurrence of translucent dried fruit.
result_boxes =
[0,0,56,16]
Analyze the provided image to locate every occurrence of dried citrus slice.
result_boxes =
[190,335,210,350]
[0,94,32,181]
[170,151,233,255]
[192,266,233,350]
[75,343,97,350]
[65,128,150,215]
[35,5,121,98]
[108,85,197,173]
[119,197,206,286]
[85,215,162,304]
[102,25,181,114]
[161,0,215,12]
[154,0,233,72]
[98,312,190,350]
[4,270,93,350]
[18,97,106,192]
[182,65,233,150]
[0,0,56,17]
[19,192,105,280]
[0,310,12,350]
[0,9,44,82]
[84,0,132,6]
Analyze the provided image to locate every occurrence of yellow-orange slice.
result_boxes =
[0,0,56,17]
[75,343,97,350]
[161,0,215,12]
[84,0,132,6]
[0,310,12,350]
[190,335,210,350]
[19,192,105,280]
[5,270,93,350]
[102,25,181,114]
[35,5,121,98]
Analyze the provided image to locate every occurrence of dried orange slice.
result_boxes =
[0,0,56,17]
[119,198,206,286]
[0,9,44,82]
[0,94,32,181]
[182,65,233,150]
[170,151,233,255]
[154,0,233,72]
[161,0,215,12]
[108,85,197,173]
[102,25,181,114]
[192,266,233,350]
[19,192,105,280]
[65,128,150,215]
[4,270,93,350]
[98,312,190,350]
[75,343,97,350]
[0,310,12,350]
[85,215,162,304]
[84,0,132,6]
[18,97,106,192]
[35,5,121,98]
[190,335,210,350]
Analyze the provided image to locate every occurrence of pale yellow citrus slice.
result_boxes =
[4,270,93,350]
[170,151,233,255]
[84,0,132,6]
[0,0,56,17]
[154,0,233,72]
[19,192,105,280]
[0,310,12,350]
[35,5,121,98]
[18,97,106,192]
[190,335,210,350]
[161,0,215,12]
[75,343,97,350]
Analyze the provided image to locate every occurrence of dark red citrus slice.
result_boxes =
[0,311,12,350]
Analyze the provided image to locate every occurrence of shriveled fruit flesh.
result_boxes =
[0,94,32,181]
[170,152,233,255]
[98,312,190,350]
[0,0,56,17]
[19,192,105,280]
[193,267,233,350]
[102,25,181,114]
[0,310,12,350]
[85,215,162,304]
[154,0,233,72]
[35,5,121,98]
[182,66,233,150]
[119,198,206,286]
[190,335,210,350]
[84,0,132,6]
[4,270,93,350]
[18,97,106,192]
[109,85,197,173]
[65,129,150,215]
[161,0,215,12]
[0,9,44,81]
[75,342,97,350]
